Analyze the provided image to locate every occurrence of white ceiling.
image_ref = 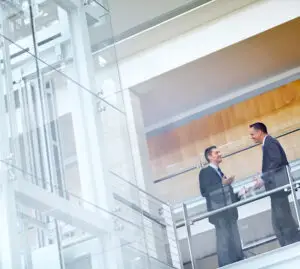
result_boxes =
[108,0,209,36]
[131,18,300,131]
[90,0,217,62]
[109,0,258,61]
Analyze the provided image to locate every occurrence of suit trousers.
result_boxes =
[271,195,300,246]
[214,218,243,267]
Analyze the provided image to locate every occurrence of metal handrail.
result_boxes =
[154,127,300,184]
[176,180,299,229]
[110,170,170,206]
[113,193,167,228]
[172,159,300,212]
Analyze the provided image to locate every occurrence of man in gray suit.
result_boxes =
[199,146,244,267]
[249,122,300,246]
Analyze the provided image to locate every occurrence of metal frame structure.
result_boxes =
[0,1,182,269]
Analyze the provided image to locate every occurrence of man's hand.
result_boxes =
[253,175,264,189]
[222,175,235,185]
[238,186,250,197]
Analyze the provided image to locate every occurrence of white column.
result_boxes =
[89,239,106,269]
[162,204,183,269]
[67,6,111,210]
[123,89,164,261]
[0,8,22,269]
[0,7,22,170]
[66,5,125,268]
[0,164,22,269]
[102,235,124,269]
[67,69,101,207]
[21,222,34,269]
[123,89,155,193]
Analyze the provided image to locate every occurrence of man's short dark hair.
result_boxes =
[204,146,217,163]
[249,122,268,134]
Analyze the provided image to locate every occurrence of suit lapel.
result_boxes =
[262,136,270,171]
[208,166,222,182]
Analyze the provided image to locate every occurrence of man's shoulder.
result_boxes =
[199,166,213,176]
[264,135,286,157]
[200,165,212,171]
[265,135,279,145]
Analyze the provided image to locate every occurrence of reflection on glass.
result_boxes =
[0,1,180,269]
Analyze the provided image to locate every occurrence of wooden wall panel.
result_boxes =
[147,80,300,203]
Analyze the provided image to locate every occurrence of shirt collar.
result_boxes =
[262,135,269,146]
[209,163,219,170]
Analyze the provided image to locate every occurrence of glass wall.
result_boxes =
[0,1,181,269]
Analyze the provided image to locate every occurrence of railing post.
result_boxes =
[286,166,300,227]
[182,203,196,269]
[166,203,184,269]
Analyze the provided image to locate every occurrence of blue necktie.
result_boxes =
[218,167,225,178]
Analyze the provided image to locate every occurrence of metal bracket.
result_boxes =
[83,0,92,6]
[158,207,164,216]
[112,206,121,213]
[3,153,16,181]
[97,104,106,112]
[113,218,124,231]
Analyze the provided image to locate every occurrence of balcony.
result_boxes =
[164,127,300,268]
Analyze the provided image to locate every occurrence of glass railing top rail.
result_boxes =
[173,159,300,219]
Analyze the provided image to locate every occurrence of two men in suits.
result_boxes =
[249,122,300,246]
[199,146,244,267]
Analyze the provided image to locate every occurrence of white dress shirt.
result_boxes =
[209,163,222,178]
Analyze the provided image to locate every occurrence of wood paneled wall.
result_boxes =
[147,80,300,202]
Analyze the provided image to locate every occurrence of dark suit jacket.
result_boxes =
[262,135,289,197]
[199,166,239,224]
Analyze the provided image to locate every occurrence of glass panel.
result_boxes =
[1,2,180,269]
[16,203,147,269]
[0,1,34,57]
[110,172,181,268]
[89,9,124,112]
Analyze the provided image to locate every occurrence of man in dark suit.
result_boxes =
[249,122,300,246]
[199,146,244,267]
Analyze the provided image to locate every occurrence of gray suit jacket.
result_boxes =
[262,135,289,197]
[199,166,239,224]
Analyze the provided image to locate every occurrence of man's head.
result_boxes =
[249,122,268,144]
[204,146,222,165]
